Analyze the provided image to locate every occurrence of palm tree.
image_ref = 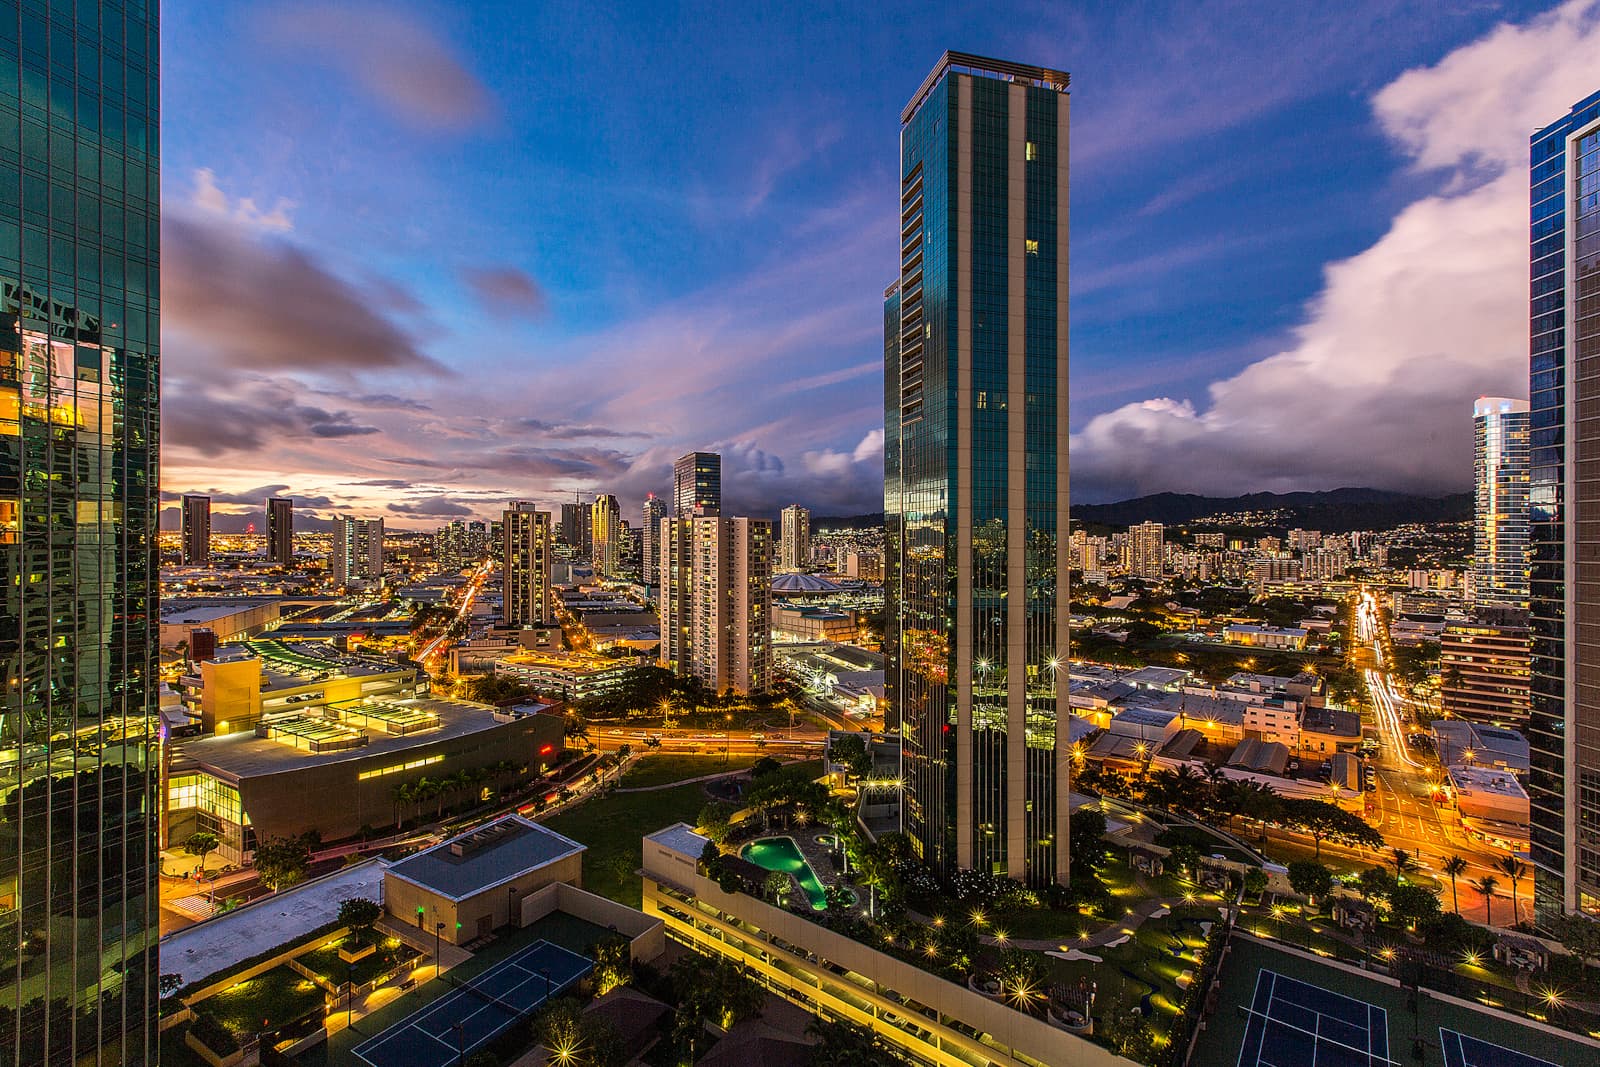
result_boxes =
[1496,856,1527,927]
[1471,875,1499,927]
[1442,856,1468,915]
[1390,847,1418,883]
[392,782,414,830]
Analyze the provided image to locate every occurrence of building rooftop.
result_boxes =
[1447,766,1528,800]
[387,814,585,901]
[159,596,282,624]
[1121,666,1190,689]
[770,573,842,595]
[174,698,554,781]
[1301,706,1362,739]
[647,822,710,859]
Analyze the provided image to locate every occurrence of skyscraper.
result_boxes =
[661,516,772,694]
[641,494,667,587]
[1,4,160,1060]
[591,493,621,578]
[886,52,1071,885]
[182,493,211,565]
[1529,89,1600,924]
[673,451,720,517]
[1472,396,1530,607]
[266,496,293,565]
[503,504,553,628]
[779,504,811,572]
[1129,521,1165,579]
[331,517,384,585]
[559,500,583,552]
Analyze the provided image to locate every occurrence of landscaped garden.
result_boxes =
[295,931,420,988]
[617,753,762,790]
[197,964,327,1039]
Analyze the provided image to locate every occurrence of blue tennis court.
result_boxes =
[1439,1029,1561,1067]
[352,940,592,1067]
[1237,970,1392,1067]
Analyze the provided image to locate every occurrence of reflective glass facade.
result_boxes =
[1529,90,1600,924]
[1472,397,1529,607]
[887,54,1070,885]
[0,1,159,1062]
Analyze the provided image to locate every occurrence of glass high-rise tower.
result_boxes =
[1529,90,1600,924]
[1471,397,1529,608]
[0,2,160,1061]
[886,53,1070,885]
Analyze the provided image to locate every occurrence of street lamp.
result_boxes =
[434,920,444,975]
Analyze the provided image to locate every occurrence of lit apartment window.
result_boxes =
[1025,239,1039,256]
[1025,141,1037,160]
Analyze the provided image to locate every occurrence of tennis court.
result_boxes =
[1439,1030,1560,1067]
[1237,969,1392,1067]
[352,940,592,1067]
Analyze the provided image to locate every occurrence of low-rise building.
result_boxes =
[491,650,644,703]
[166,700,565,863]
[178,639,421,735]
[1433,720,1530,776]
[1222,624,1309,650]
[1298,706,1362,756]
[385,814,585,945]
[1439,618,1531,725]
[1446,766,1529,852]
[159,596,283,648]
[772,602,860,642]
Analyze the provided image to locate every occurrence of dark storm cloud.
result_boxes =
[163,214,445,377]
[257,4,495,131]
[462,266,547,318]
[480,445,632,481]
[387,496,474,518]
[164,382,383,454]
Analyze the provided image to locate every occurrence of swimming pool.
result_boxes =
[740,837,829,910]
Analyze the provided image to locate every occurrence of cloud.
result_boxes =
[519,418,648,440]
[164,199,445,378]
[462,266,547,318]
[257,3,494,131]
[192,167,295,231]
[164,380,383,455]
[1070,0,1600,500]
[387,496,474,518]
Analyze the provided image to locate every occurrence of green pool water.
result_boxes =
[740,837,829,910]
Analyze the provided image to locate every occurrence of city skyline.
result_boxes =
[157,1,1600,529]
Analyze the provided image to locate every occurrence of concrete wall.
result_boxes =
[641,864,1132,1067]
[519,882,666,964]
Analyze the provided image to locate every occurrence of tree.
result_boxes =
[1243,868,1268,899]
[1390,847,1418,883]
[1357,867,1397,913]
[764,870,790,905]
[806,1018,883,1067]
[1471,875,1499,927]
[1287,861,1334,908]
[1496,855,1527,926]
[531,997,626,1067]
[1068,808,1108,876]
[337,897,383,935]
[827,734,872,778]
[1167,843,1202,884]
[1282,797,1384,857]
[253,834,313,892]
[696,802,736,845]
[1441,856,1468,915]
[749,755,783,780]
[159,973,184,999]
[1390,884,1442,929]
[1549,913,1600,968]
[182,831,220,874]
[592,935,631,996]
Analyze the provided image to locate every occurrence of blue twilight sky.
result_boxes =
[158,0,1600,528]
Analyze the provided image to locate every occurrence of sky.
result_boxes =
[158,0,1600,530]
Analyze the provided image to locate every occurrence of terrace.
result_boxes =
[256,713,369,753]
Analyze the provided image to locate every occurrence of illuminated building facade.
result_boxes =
[0,3,161,1060]
[886,53,1071,884]
[1472,396,1530,606]
[640,494,666,588]
[181,492,209,564]
[1529,89,1600,923]
[779,503,810,571]
[590,492,621,578]
[331,515,384,585]
[266,495,292,564]
[502,503,553,628]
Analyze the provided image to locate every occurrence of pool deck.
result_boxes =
[741,828,860,912]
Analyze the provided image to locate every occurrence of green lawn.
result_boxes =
[197,965,326,1036]
[541,781,710,907]
[619,753,761,789]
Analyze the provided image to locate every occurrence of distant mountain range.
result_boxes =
[1070,488,1472,532]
